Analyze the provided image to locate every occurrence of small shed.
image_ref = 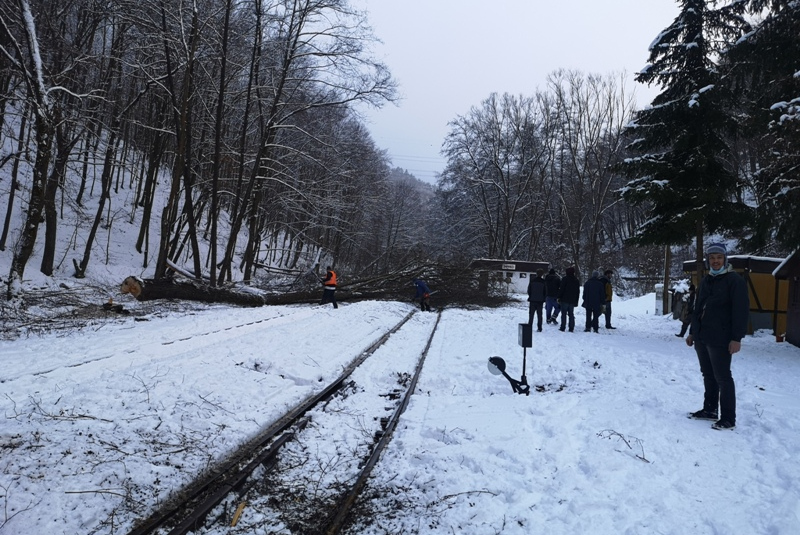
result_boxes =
[682,255,788,338]
[469,259,550,294]
[773,250,800,348]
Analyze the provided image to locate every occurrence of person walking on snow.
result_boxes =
[413,278,432,311]
[686,243,749,431]
[320,266,338,309]
[527,269,547,331]
[557,267,580,332]
[582,270,606,333]
[545,268,561,325]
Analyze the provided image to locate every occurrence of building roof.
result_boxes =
[469,259,549,273]
[773,250,800,280]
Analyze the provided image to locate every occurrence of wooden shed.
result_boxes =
[469,259,550,294]
[682,255,788,338]
[773,250,800,348]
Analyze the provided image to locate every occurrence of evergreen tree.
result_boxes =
[726,0,800,250]
[620,0,751,261]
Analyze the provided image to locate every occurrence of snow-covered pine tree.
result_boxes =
[725,0,800,251]
[620,0,752,268]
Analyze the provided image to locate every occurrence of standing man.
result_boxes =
[686,243,749,430]
[557,267,580,332]
[412,278,432,312]
[545,268,561,325]
[582,270,606,333]
[320,266,338,309]
[601,269,616,329]
[527,269,547,332]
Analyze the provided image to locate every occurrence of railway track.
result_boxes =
[127,309,441,535]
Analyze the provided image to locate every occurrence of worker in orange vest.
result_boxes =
[320,266,338,309]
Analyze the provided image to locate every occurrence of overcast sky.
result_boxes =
[352,0,679,183]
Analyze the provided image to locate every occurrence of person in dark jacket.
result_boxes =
[527,269,547,331]
[557,267,580,332]
[686,243,749,431]
[676,284,696,337]
[582,270,606,333]
[320,266,338,309]
[412,278,432,311]
[544,268,561,325]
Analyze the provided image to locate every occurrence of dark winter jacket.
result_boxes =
[582,277,606,310]
[413,279,431,298]
[527,276,547,303]
[545,273,561,297]
[558,273,581,306]
[690,267,749,346]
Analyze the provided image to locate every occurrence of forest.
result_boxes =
[0,0,798,299]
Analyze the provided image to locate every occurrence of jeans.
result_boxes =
[604,302,612,327]
[694,341,736,423]
[546,296,560,321]
[560,303,575,331]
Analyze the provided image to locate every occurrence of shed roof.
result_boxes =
[469,259,549,273]
[773,250,800,279]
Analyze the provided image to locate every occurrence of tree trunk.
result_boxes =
[41,116,81,275]
[6,0,54,298]
[120,276,265,306]
[0,102,28,251]
[74,130,118,277]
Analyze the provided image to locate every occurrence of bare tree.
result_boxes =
[1,0,56,297]
[548,70,636,273]
[441,92,553,260]
[215,0,396,283]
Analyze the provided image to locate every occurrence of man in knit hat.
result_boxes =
[686,242,749,430]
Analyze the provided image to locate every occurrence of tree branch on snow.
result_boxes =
[597,429,650,463]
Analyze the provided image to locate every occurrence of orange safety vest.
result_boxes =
[324,270,337,287]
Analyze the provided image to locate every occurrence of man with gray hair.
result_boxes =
[686,242,749,430]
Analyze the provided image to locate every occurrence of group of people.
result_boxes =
[527,267,615,333]
[323,242,749,432]
[525,242,750,432]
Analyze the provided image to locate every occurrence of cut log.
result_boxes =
[120,276,265,306]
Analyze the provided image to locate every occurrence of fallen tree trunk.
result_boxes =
[119,263,502,309]
[120,276,265,306]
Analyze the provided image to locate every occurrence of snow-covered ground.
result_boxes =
[1,293,799,534]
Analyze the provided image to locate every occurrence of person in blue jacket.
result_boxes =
[412,278,432,311]
[686,243,750,431]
